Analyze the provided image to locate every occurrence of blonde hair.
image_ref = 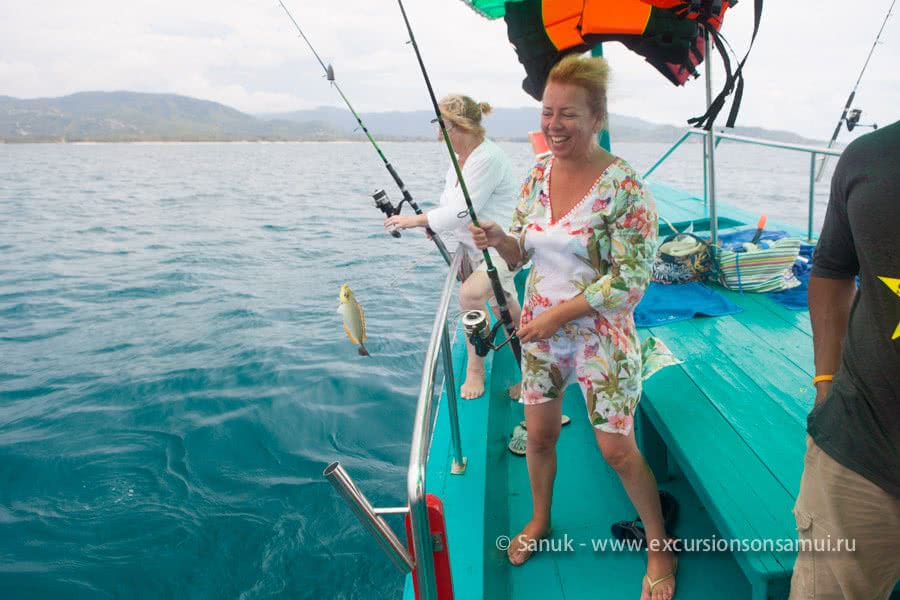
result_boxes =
[439,94,492,138]
[546,54,610,128]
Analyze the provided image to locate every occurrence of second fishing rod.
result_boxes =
[395,0,521,365]
[278,0,452,267]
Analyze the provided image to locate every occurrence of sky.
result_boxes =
[1,0,898,139]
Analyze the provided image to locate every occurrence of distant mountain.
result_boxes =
[258,107,822,144]
[0,91,820,144]
[0,92,345,142]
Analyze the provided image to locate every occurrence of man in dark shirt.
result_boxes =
[790,121,900,599]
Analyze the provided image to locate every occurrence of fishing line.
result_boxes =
[277,0,452,266]
[395,0,521,364]
[816,0,895,180]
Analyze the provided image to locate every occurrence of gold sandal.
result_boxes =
[644,556,678,598]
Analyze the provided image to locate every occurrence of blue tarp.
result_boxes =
[715,229,789,249]
[636,282,744,328]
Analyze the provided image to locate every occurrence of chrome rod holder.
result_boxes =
[323,462,414,573]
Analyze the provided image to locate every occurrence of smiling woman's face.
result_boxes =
[540,82,602,161]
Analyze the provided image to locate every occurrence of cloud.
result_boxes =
[1,0,897,138]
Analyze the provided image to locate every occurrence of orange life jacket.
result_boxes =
[504,0,761,129]
[542,0,730,49]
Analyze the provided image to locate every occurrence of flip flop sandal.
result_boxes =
[610,519,647,549]
[610,490,681,550]
[610,521,682,553]
[519,414,571,430]
[508,425,527,456]
[645,556,678,597]
[659,490,680,531]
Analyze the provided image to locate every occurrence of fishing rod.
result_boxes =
[277,0,452,267]
[395,0,521,365]
[816,0,894,181]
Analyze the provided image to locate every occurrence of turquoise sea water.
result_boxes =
[0,140,831,599]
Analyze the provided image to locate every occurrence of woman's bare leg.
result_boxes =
[458,272,521,399]
[594,428,676,600]
[508,398,562,565]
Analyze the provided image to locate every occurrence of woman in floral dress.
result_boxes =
[470,55,678,600]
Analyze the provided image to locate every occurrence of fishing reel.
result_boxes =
[845,109,878,132]
[372,189,402,238]
[461,310,516,358]
[373,189,419,239]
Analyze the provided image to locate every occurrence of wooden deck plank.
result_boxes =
[737,291,814,336]
[685,310,814,428]
[648,180,765,232]
[425,323,492,600]
[649,318,807,495]
[716,290,815,377]
[640,367,798,579]
[555,476,753,600]
[649,182,710,226]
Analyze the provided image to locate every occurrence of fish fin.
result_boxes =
[358,343,370,357]
[344,324,359,346]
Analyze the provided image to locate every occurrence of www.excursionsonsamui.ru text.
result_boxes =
[494,534,856,554]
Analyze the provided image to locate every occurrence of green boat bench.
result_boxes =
[638,288,815,600]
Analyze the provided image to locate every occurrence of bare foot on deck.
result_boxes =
[641,548,677,600]
[508,382,521,400]
[507,520,551,566]
[460,364,485,399]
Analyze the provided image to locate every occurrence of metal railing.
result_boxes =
[324,244,469,600]
[643,129,843,241]
[406,244,467,600]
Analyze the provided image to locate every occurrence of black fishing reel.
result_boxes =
[461,310,517,358]
[373,189,418,238]
[372,189,401,238]
[845,109,877,132]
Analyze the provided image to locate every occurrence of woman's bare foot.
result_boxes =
[461,364,485,399]
[507,520,551,566]
[641,548,677,600]
[508,382,522,400]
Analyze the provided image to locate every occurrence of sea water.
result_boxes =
[0,140,832,599]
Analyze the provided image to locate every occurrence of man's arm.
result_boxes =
[808,275,857,406]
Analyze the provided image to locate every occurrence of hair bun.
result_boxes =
[478,101,492,116]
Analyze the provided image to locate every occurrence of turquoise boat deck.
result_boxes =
[404,181,819,600]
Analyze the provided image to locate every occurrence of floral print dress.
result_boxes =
[510,155,678,435]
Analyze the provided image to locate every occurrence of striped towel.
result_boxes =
[716,238,802,293]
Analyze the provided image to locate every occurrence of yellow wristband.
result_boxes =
[813,375,833,385]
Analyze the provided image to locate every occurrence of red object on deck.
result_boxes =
[405,494,454,600]
[528,131,550,157]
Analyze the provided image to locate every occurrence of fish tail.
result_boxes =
[358,343,371,357]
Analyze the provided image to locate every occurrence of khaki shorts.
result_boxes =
[789,436,900,599]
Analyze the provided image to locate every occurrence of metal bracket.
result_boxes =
[451,456,467,475]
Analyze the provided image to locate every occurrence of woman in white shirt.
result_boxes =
[385,94,521,399]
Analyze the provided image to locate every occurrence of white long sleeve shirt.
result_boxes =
[426,138,519,256]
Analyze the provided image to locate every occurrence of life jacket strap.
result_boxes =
[688,0,763,129]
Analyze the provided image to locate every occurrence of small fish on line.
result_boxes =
[338,284,370,356]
